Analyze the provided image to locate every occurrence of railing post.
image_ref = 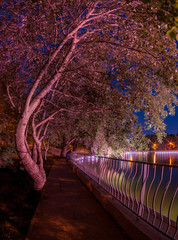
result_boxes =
[138,164,149,218]
[98,156,101,185]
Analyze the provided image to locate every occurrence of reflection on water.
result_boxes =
[73,151,178,230]
[76,154,178,223]
[153,153,156,164]
[124,151,178,165]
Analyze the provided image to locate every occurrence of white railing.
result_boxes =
[70,152,178,239]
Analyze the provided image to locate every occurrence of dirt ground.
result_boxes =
[0,156,56,240]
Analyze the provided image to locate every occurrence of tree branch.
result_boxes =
[25,5,122,112]
[6,84,15,108]
[50,89,94,106]
[80,40,158,60]
[45,99,112,115]
[40,122,49,142]
[35,111,59,130]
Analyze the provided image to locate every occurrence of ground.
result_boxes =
[0,156,56,240]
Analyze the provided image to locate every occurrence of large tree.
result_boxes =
[0,0,177,190]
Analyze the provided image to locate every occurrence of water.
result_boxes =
[122,151,178,223]
[124,151,178,165]
[74,153,178,224]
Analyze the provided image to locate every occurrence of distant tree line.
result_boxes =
[147,134,178,150]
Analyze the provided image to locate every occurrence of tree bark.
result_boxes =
[33,142,38,163]
[37,143,46,183]
[60,144,68,158]
[16,114,45,190]
[43,140,49,161]
[73,139,78,151]
[60,138,69,158]
[25,137,32,156]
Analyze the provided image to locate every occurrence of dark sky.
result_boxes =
[164,106,178,134]
[137,106,178,135]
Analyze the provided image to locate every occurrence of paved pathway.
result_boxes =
[26,158,130,240]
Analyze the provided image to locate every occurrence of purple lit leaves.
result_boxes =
[1,0,177,142]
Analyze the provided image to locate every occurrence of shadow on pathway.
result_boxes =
[26,158,130,240]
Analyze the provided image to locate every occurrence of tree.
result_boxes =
[128,124,150,151]
[0,0,177,190]
[141,0,178,41]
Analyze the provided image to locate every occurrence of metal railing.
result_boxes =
[70,152,178,239]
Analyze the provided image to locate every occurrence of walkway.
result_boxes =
[26,158,130,240]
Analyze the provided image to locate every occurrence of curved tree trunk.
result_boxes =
[60,143,69,158]
[60,138,69,158]
[33,142,38,163]
[16,114,46,190]
[60,137,76,158]
[25,137,31,156]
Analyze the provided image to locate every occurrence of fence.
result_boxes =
[70,152,178,239]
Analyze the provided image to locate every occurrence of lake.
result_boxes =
[124,151,178,165]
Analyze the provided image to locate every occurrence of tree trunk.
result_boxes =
[37,143,46,183]
[33,142,38,163]
[25,137,31,156]
[60,144,68,158]
[16,114,46,190]
[60,138,69,158]
[43,140,49,161]
[73,139,78,151]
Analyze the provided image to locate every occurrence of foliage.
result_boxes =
[128,124,150,151]
[141,0,178,40]
[0,143,18,168]
[91,125,128,158]
[0,84,18,168]
[0,0,177,188]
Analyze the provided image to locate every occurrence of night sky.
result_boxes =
[164,106,178,134]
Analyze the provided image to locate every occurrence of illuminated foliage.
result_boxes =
[0,0,177,189]
[141,0,178,40]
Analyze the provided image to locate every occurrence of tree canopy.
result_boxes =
[0,0,177,189]
[141,0,178,40]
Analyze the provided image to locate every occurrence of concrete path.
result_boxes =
[26,158,130,240]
